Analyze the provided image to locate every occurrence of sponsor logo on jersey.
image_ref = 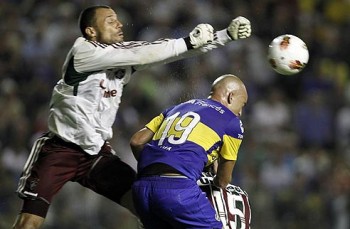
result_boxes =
[103,90,117,98]
[100,79,118,98]
[99,79,107,89]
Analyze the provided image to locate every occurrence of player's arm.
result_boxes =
[130,127,154,160]
[73,24,213,73]
[213,156,236,189]
[74,17,250,72]
[213,118,244,188]
[134,16,252,70]
[130,113,165,160]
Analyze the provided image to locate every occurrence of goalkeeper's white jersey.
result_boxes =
[48,31,231,155]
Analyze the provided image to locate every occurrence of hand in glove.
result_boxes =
[227,16,251,40]
[189,23,214,49]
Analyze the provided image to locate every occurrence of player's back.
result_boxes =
[138,98,243,181]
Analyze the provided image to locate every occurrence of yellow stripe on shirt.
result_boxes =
[187,121,221,151]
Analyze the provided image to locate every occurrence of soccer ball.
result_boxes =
[267,34,309,75]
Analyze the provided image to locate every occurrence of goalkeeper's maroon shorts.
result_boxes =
[16,133,136,218]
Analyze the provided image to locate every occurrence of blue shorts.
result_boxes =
[132,176,223,229]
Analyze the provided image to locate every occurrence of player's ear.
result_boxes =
[85,27,96,38]
[227,92,234,104]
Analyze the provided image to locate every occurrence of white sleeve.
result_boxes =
[73,30,231,73]
[72,37,188,73]
[135,29,233,70]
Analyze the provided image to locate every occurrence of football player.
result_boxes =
[13,5,251,229]
[130,74,248,228]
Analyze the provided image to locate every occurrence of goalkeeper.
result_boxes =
[13,4,251,229]
[130,74,248,228]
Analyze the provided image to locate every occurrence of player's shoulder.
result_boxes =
[73,37,89,47]
[72,37,104,53]
[227,116,244,134]
[70,37,90,53]
[164,99,199,114]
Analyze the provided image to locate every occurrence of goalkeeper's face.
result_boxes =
[93,8,124,44]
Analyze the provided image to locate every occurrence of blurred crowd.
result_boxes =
[0,0,349,228]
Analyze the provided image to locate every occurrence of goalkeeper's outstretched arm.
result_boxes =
[134,16,252,71]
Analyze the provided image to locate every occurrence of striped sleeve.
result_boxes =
[72,37,188,73]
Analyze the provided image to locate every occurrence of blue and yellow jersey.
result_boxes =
[137,99,244,181]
